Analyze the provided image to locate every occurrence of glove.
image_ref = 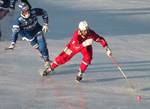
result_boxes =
[82,39,93,47]
[8,42,15,49]
[105,46,112,57]
[42,23,48,32]
[12,25,20,33]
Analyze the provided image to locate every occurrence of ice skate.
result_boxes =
[44,59,52,69]
[75,71,83,83]
[40,66,53,76]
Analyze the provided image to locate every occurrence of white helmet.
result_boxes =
[78,20,89,31]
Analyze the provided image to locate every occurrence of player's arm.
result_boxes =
[33,8,48,24]
[92,31,112,57]
[68,30,93,50]
[33,8,48,32]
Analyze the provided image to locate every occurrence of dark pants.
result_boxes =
[30,31,49,62]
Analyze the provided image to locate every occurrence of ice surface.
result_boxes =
[0,0,150,109]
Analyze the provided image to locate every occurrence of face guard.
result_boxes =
[19,3,30,19]
[21,9,30,18]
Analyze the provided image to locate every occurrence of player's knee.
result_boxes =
[83,57,92,65]
[55,56,68,64]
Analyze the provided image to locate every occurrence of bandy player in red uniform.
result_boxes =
[41,20,112,82]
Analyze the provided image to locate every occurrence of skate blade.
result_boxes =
[39,69,49,77]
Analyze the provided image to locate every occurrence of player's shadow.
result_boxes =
[82,75,150,84]
[87,60,150,72]
[84,60,150,82]
[142,88,150,91]
[53,64,79,76]
[54,60,150,83]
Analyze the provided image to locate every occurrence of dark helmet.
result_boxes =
[18,3,30,12]
[18,3,30,18]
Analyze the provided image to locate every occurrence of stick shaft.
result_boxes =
[110,56,135,89]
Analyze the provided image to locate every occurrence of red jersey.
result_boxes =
[67,29,108,51]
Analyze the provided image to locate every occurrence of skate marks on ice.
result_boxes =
[37,75,88,109]
[41,60,150,93]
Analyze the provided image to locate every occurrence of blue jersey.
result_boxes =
[11,8,48,43]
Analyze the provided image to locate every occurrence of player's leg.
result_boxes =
[36,32,50,67]
[76,46,93,82]
[42,47,77,76]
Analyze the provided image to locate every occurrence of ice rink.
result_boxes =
[0,0,150,109]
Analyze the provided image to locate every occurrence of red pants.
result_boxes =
[51,46,93,73]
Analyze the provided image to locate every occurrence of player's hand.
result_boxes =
[42,23,48,32]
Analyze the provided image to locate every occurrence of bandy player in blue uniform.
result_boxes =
[0,0,31,39]
[7,3,51,68]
